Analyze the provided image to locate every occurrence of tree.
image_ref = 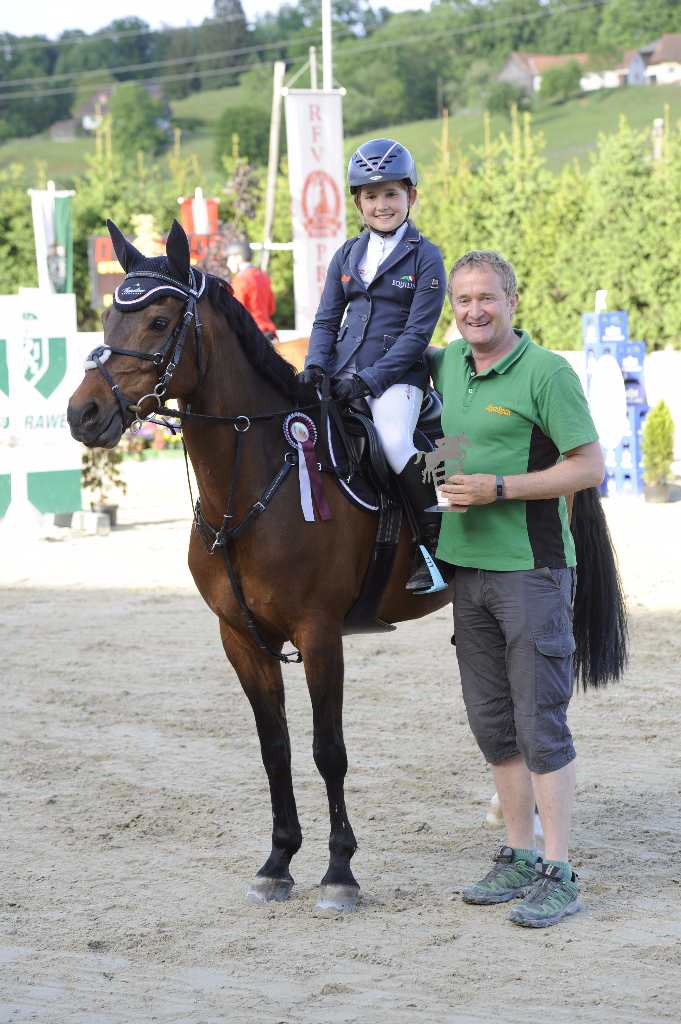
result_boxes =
[199,0,249,90]
[486,81,527,117]
[109,83,167,158]
[214,105,272,167]
[641,400,675,485]
[597,0,680,50]
[539,60,583,101]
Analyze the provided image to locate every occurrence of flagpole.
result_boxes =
[260,60,286,275]
[322,0,332,91]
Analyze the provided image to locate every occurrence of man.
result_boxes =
[428,250,604,928]
[225,240,278,340]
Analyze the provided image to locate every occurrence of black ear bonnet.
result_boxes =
[108,218,206,311]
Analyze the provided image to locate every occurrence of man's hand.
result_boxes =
[440,473,496,506]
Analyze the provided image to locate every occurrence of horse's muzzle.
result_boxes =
[67,395,124,449]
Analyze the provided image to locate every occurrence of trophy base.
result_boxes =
[426,503,469,513]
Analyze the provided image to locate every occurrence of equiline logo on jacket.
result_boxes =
[392,275,416,289]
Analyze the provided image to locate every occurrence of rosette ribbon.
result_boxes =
[283,414,332,522]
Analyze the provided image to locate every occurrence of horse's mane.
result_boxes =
[205,274,311,404]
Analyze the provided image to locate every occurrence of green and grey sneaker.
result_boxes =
[461,846,536,905]
[508,862,581,927]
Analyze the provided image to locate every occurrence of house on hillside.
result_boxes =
[74,84,171,131]
[628,35,681,86]
[496,50,636,94]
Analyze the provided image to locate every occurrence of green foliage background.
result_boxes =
[4,108,681,348]
[641,399,675,483]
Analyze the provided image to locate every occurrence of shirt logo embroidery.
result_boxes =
[430,278,439,289]
[486,403,512,417]
[341,275,351,282]
[392,277,416,289]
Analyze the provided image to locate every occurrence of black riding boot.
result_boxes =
[397,454,454,592]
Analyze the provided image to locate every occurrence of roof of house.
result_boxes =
[74,86,115,119]
[507,52,589,76]
[647,34,681,65]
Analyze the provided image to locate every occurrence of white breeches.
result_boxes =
[366,383,423,474]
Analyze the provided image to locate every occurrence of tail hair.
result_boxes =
[571,487,628,690]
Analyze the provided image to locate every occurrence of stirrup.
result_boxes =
[413,543,448,594]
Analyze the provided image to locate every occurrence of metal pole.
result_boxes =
[309,45,318,91]
[260,60,286,274]
[322,0,332,91]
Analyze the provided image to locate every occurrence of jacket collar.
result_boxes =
[349,231,371,286]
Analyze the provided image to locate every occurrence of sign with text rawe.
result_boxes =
[285,89,346,334]
[0,291,83,516]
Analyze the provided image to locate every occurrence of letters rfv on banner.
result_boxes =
[284,89,346,335]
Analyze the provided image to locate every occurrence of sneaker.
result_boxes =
[508,862,581,927]
[461,846,536,905]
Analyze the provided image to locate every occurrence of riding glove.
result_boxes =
[297,364,325,386]
[332,375,371,402]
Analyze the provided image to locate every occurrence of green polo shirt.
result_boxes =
[430,329,599,571]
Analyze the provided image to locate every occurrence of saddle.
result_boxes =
[319,387,445,637]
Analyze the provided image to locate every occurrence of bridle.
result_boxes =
[85,266,203,431]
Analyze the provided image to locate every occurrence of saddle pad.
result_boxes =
[327,416,380,513]
[325,417,438,515]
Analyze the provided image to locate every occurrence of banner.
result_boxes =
[178,187,220,236]
[284,89,346,334]
[27,181,76,294]
[0,291,83,516]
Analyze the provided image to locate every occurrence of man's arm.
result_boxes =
[440,440,605,506]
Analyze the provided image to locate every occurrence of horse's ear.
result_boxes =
[166,219,191,283]
[107,219,145,272]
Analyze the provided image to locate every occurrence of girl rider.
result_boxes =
[300,139,447,592]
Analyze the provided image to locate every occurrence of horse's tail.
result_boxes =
[570,487,628,690]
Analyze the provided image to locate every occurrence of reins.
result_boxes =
[85,270,353,666]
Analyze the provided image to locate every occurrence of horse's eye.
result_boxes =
[150,318,169,332]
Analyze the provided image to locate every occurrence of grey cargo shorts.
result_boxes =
[453,566,577,774]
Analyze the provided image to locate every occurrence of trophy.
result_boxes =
[414,433,471,512]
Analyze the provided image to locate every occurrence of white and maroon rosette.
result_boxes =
[283,413,332,522]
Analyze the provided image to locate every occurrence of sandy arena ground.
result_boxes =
[0,456,680,1024]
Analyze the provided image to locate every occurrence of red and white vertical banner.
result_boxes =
[284,89,346,335]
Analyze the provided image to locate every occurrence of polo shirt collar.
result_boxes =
[462,329,531,376]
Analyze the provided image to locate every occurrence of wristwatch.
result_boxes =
[495,475,504,500]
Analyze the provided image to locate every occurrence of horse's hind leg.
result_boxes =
[302,633,360,917]
[220,622,302,904]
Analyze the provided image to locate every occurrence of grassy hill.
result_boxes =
[2,83,680,189]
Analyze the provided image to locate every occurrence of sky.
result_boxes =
[3,0,429,38]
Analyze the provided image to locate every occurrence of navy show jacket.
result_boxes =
[305,223,446,397]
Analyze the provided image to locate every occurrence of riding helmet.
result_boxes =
[347,139,417,194]
[224,239,253,261]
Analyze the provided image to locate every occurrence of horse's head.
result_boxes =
[68,218,204,448]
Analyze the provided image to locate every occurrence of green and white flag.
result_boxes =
[27,181,76,294]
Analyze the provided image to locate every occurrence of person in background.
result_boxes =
[225,240,278,341]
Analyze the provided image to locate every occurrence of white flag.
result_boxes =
[284,90,346,335]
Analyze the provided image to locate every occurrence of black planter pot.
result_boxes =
[90,503,119,526]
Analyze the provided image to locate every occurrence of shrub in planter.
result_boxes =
[82,446,127,505]
[641,399,674,501]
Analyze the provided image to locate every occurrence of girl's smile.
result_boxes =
[358,180,417,233]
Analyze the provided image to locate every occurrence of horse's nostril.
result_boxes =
[81,400,102,427]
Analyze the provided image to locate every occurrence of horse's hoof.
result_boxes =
[313,884,360,917]
[246,876,293,904]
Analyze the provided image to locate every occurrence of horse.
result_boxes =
[67,220,627,917]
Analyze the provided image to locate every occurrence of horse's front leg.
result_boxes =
[301,631,359,917]
[219,621,302,904]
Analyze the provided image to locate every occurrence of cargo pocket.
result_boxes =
[534,631,576,707]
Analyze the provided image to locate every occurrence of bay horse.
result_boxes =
[67,221,627,916]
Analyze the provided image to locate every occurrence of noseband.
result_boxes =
[84,267,203,431]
